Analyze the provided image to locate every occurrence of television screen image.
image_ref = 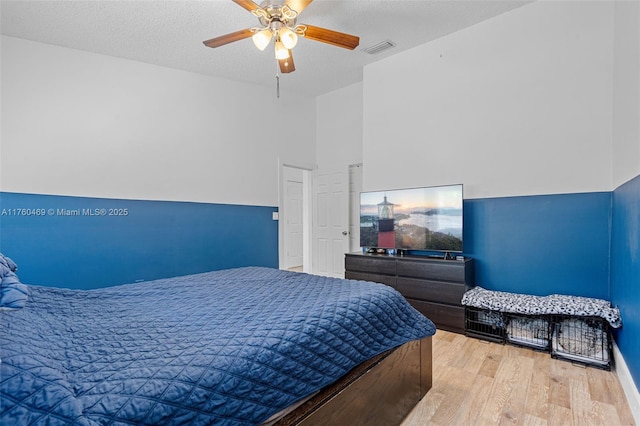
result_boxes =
[359,184,463,252]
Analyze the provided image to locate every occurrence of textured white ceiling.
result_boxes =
[1,0,531,96]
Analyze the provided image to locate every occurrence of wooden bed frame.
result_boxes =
[270,336,432,426]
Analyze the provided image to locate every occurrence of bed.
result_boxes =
[0,255,435,425]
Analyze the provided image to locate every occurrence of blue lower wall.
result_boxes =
[0,192,278,289]
[464,192,612,299]
[2,191,613,298]
[611,174,640,393]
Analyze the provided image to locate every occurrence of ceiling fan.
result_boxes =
[203,0,360,74]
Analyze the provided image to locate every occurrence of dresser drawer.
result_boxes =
[345,271,396,288]
[396,277,465,305]
[345,255,397,275]
[407,299,465,333]
[397,259,466,283]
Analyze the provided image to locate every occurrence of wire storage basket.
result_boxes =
[505,313,550,350]
[465,307,505,343]
[550,315,613,370]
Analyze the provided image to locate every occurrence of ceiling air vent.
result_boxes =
[363,40,396,55]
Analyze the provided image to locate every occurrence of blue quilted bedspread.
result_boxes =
[0,267,435,425]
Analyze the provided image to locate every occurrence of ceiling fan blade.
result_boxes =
[203,29,254,48]
[300,24,359,50]
[278,50,296,73]
[233,0,262,12]
[284,0,313,14]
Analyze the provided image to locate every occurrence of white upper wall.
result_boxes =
[362,1,616,199]
[0,36,316,206]
[316,82,363,170]
[5,0,638,205]
[612,0,640,188]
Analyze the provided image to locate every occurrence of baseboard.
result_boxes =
[613,341,640,425]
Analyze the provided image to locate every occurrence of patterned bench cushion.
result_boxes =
[462,286,621,328]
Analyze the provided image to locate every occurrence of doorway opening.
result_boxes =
[279,164,311,273]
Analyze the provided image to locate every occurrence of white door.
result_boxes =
[283,167,303,269]
[312,168,349,278]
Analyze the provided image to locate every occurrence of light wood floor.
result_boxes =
[402,330,636,425]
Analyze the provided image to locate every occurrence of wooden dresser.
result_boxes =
[345,253,474,333]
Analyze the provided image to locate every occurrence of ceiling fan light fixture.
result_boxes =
[203,0,360,79]
[274,40,289,59]
[252,28,272,51]
[279,27,298,49]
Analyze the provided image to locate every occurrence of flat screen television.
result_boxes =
[359,184,463,253]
